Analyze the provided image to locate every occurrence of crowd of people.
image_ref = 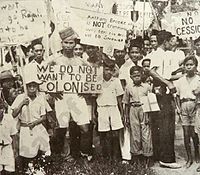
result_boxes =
[2,25,200,174]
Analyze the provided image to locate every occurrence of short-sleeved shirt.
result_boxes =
[11,93,52,124]
[147,48,180,80]
[123,83,151,104]
[175,75,200,100]
[0,114,17,145]
[97,77,124,106]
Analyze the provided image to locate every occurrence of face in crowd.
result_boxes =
[103,66,113,81]
[184,58,197,76]
[150,35,158,50]
[130,70,142,85]
[1,78,15,90]
[128,46,142,63]
[195,40,200,55]
[32,44,45,64]
[113,49,126,60]
[27,82,39,97]
[61,38,76,54]
[73,43,84,57]
[169,36,179,50]
[85,45,98,58]
[143,39,152,55]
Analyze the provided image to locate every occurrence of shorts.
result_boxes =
[97,106,123,132]
[56,94,90,127]
[181,101,196,126]
[0,145,15,172]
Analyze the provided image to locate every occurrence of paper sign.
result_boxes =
[37,64,103,94]
[0,0,48,45]
[168,11,200,39]
[70,8,134,50]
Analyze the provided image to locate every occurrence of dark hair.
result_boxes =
[142,58,151,66]
[194,37,200,45]
[183,55,198,67]
[31,39,43,50]
[103,55,115,70]
[157,30,174,45]
[129,37,143,52]
[130,66,143,75]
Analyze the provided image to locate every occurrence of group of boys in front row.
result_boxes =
[2,27,200,174]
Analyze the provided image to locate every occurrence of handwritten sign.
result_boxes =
[115,0,134,17]
[70,8,134,50]
[167,11,200,39]
[37,65,103,94]
[0,0,48,45]
[69,0,115,13]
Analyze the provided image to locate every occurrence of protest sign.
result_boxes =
[0,0,48,45]
[70,8,134,50]
[134,1,154,32]
[114,0,134,17]
[69,0,115,13]
[164,11,200,39]
[37,64,103,94]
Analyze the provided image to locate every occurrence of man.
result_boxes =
[146,30,181,169]
[53,27,92,161]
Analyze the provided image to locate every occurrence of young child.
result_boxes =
[96,58,124,161]
[141,59,152,85]
[0,97,17,175]
[123,66,152,167]
[175,55,200,168]
[11,75,51,173]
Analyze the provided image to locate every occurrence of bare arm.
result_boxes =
[117,95,124,118]
[12,98,29,118]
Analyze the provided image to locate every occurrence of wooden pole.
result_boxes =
[142,0,146,38]
[17,45,32,136]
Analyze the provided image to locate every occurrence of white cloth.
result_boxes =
[0,114,17,172]
[175,75,200,100]
[120,127,131,160]
[97,77,124,106]
[147,48,181,79]
[55,94,90,128]
[11,93,51,158]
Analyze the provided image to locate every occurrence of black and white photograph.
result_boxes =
[1,0,200,174]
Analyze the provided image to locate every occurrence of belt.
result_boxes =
[20,123,30,127]
[181,98,195,103]
[130,102,143,107]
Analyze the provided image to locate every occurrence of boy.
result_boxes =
[0,97,17,175]
[96,58,124,161]
[175,55,200,168]
[123,66,152,167]
[11,74,51,172]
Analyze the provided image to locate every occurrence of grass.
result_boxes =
[45,152,157,175]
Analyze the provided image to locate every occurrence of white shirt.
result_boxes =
[147,48,180,79]
[175,75,200,100]
[97,77,124,106]
[0,114,17,145]
[11,93,52,123]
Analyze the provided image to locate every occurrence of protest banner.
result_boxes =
[37,64,103,94]
[113,0,134,17]
[134,1,154,34]
[163,11,200,39]
[0,0,48,46]
[69,0,115,13]
[70,7,134,50]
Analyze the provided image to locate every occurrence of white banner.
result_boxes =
[0,0,48,45]
[70,8,134,50]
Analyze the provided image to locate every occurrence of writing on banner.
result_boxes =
[69,0,115,13]
[37,65,103,94]
[0,0,48,45]
[70,8,134,50]
[52,0,70,30]
[115,0,133,17]
[171,11,200,38]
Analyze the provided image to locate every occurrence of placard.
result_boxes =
[37,64,103,94]
[0,0,48,45]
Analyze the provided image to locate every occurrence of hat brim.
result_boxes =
[25,80,43,85]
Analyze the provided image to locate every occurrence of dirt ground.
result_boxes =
[152,124,200,175]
